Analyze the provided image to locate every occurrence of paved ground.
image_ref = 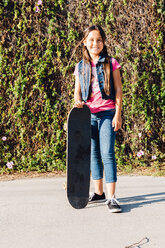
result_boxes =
[0,176,165,248]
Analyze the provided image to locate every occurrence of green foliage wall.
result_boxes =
[0,0,164,174]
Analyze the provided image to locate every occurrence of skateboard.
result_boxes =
[67,105,91,209]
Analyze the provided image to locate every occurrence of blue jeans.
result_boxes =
[91,110,117,183]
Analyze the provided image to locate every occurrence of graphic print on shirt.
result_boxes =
[74,58,121,113]
[91,66,100,97]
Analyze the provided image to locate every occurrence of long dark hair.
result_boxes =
[82,25,111,95]
[69,25,111,95]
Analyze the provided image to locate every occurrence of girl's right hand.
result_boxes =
[74,101,84,108]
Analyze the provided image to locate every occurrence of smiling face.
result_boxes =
[84,30,104,61]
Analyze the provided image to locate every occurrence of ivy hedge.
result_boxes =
[0,0,164,174]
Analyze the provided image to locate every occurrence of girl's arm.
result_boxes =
[74,75,84,108]
[112,69,122,131]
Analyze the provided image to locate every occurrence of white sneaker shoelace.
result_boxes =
[89,192,95,200]
[105,196,120,205]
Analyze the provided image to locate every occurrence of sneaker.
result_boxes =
[106,195,122,213]
[88,192,106,203]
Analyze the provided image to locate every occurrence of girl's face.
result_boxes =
[84,30,104,60]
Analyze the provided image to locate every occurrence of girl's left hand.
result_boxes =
[112,114,122,131]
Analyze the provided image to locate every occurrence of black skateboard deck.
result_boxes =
[67,105,91,209]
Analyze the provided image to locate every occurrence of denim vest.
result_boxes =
[78,54,115,102]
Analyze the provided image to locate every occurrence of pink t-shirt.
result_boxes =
[74,57,121,113]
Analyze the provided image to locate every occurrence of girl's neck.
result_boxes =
[90,55,99,63]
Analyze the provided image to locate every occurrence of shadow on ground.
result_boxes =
[85,192,165,212]
[119,192,165,213]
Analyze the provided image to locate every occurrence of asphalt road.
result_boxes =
[0,176,165,248]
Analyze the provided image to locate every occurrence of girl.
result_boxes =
[73,25,122,213]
